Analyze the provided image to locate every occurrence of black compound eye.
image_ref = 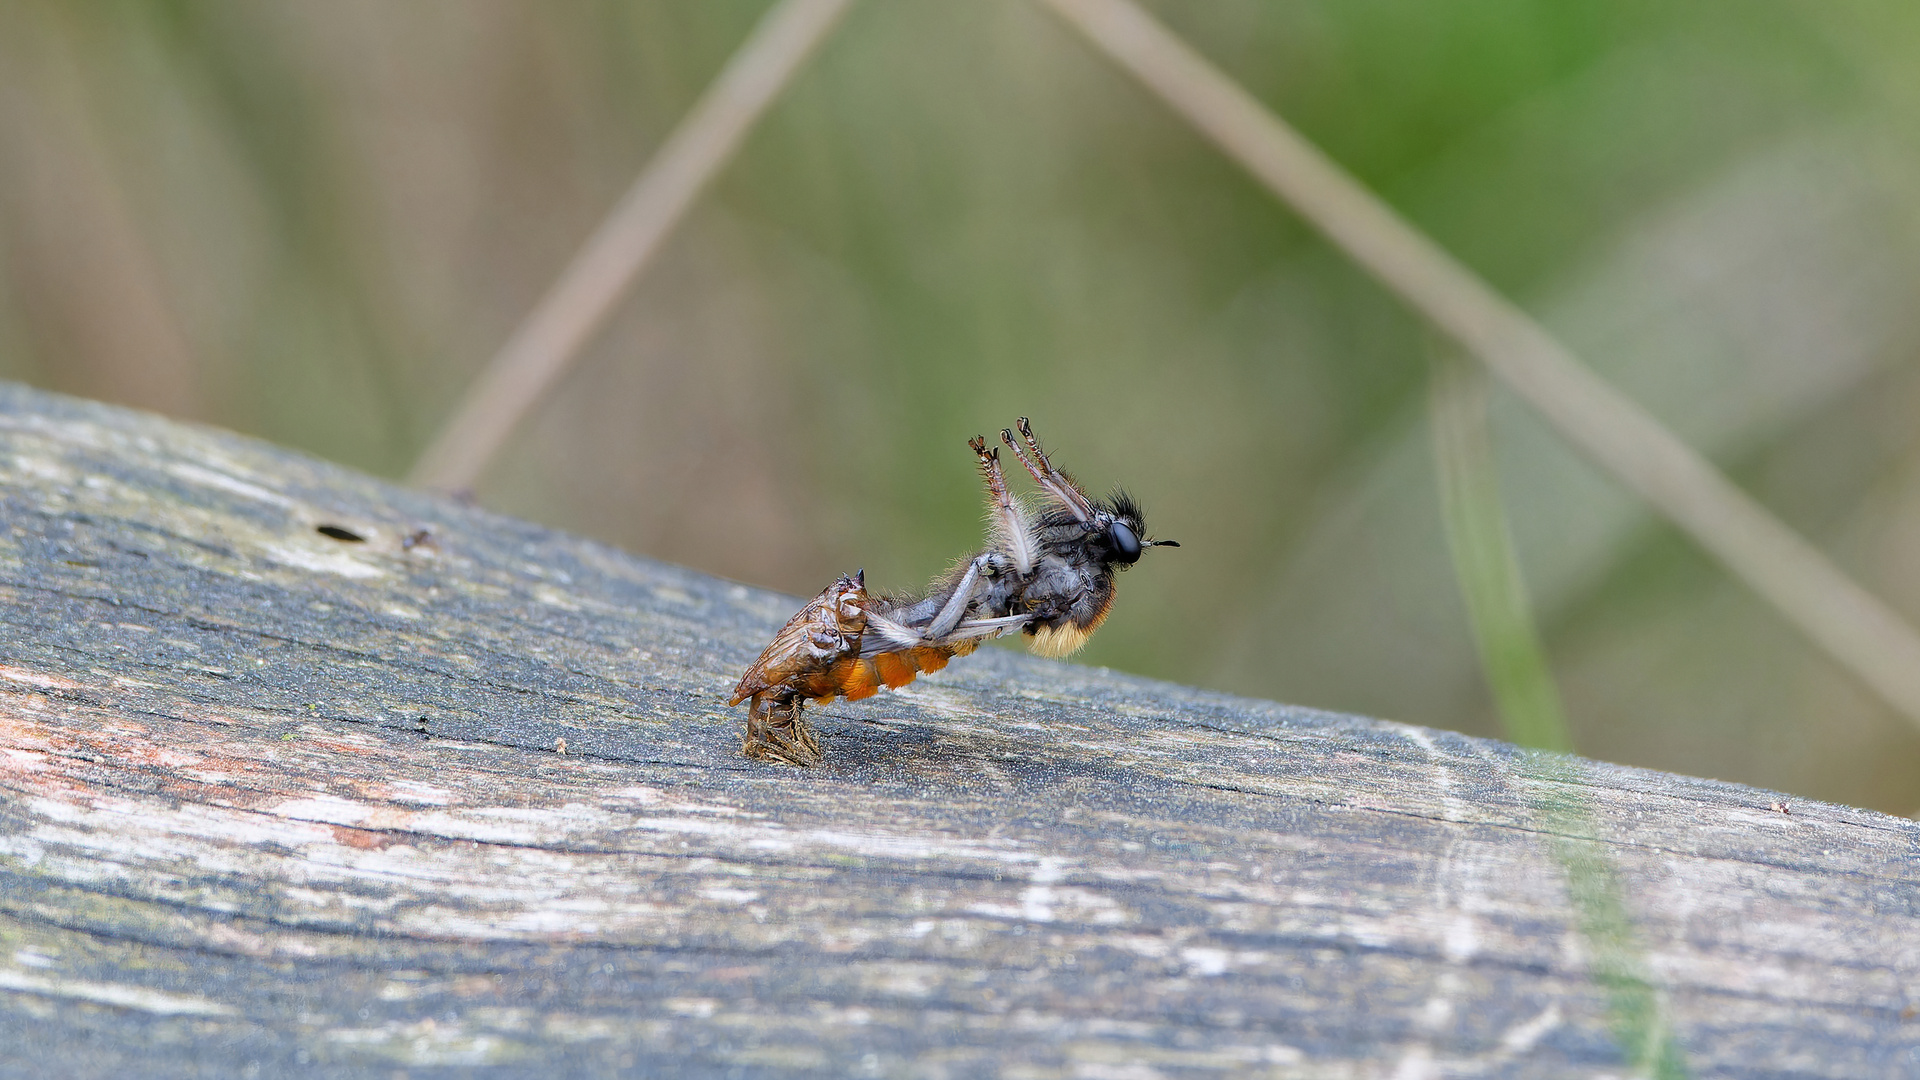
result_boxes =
[1109,520,1142,563]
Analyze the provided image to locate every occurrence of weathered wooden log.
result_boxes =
[1,380,1916,1077]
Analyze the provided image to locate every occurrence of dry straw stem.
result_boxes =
[408,0,855,493]
[1039,0,1920,733]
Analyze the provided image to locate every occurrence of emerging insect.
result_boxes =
[729,418,1178,766]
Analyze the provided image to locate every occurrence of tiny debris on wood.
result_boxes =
[1770,801,1791,815]
[2,381,1918,1078]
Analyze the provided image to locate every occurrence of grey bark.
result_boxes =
[0,382,1914,1078]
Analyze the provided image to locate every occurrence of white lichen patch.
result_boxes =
[167,462,296,509]
[649,585,697,609]
[261,542,385,580]
[0,666,84,692]
[9,453,77,488]
[533,586,580,612]
[374,780,455,807]
[322,1019,518,1066]
[0,968,238,1017]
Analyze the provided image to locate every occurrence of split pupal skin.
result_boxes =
[730,572,867,767]
[728,419,1177,766]
[739,693,824,768]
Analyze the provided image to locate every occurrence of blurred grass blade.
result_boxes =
[1536,768,1692,1077]
[408,0,856,493]
[1429,350,1689,1075]
[1428,351,1572,753]
[1038,0,1920,736]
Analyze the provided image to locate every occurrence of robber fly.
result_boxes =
[729,418,1177,766]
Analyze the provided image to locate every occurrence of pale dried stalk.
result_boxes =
[409,0,855,492]
[1039,0,1920,731]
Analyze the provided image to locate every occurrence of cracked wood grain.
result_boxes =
[1,381,1918,1077]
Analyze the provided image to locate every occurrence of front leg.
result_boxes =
[971,436,1036,575]
[1002,418,1097,522]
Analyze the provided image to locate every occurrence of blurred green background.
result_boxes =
[5,0,1920,813]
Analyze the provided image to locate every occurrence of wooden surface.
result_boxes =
[1,382,1918,1078]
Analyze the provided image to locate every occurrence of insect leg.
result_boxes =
[1002,418,1096,522]
[926,554,993,640]
[971,436,1036,575]
[862,605,1026,656]
[949,612,1031,638]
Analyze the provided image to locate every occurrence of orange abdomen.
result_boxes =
[806,642,979,703]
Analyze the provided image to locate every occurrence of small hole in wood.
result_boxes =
[316,525,366,542]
